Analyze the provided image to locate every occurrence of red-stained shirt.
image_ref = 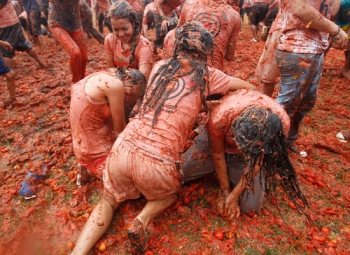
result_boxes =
[70,72,116,164]
[207,89,290,155]
[120,60,233,162]
[104,34,154,68]
[278,0,333,54]
[178,0,241,70]
[96,0,110,12]
[0,1,19,28]
[127,0,143,12]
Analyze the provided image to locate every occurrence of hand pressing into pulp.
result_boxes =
[217,189,241,219]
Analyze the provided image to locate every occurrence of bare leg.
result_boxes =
[136,195,177,230]
[26,48,46,68]
[342,51,350,80]
[4,69,16,99]
[71,191,121,255]
[250,24,258,41]
[126,195,177,253]
[3,57,14,69]
[34,34,47,49]
[262,82,275,97]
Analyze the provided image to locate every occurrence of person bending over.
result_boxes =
[70,21,255,255]
[70,68,146,185]
[182,90,308,216]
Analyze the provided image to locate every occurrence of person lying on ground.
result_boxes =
[70,21,255,255]
[0,0,46,69]
[105,1,153,79]
[276,0,348,154]
[182,90,308,217]
[70,68,147,185]
[0,40,16,109]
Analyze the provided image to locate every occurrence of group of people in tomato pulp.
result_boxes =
[1,0,350,254]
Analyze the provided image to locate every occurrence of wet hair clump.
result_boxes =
[115,67,147,101]
[109,1,140,66]
[233,106,308,213]
[141,22,214,128]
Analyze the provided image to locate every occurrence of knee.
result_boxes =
[6,70,16,80]
[69,47,83,61]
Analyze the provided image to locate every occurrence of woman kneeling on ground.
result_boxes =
[70,68,146,185]
[182,90,309,217]
[71,21,255,254]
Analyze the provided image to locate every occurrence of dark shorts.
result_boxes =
[0,57,12,75]
[0,23,33,58]
[28,10,43,36]
[250,2,269,26]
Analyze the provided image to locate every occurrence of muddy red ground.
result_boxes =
[0,25,349,255]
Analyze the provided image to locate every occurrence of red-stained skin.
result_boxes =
[0,24,349,254]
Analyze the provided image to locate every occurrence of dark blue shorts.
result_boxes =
[0,57,11,75]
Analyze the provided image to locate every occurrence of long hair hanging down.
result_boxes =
[141,22,214,128]
[109,1,140,66]
[115,67,147,101]
[233,106,309,213]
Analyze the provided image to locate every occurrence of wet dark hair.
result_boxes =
[109,1,140,66]
[140,22,214,128]
[115,67,147,103]
[233,106,308,213]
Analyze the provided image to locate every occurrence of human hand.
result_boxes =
[0,41,13,51]
[161,19,169,32]
[217,188,230,216]
[332,28,348,50]
[224,192,241,219]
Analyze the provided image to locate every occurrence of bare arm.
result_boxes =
[291,0,348,48]
[142,24,149,40]
[139,63,152,80]
[105,80,127,136]
[291,0,339,35]
[225,41,236,61]
[0,40,13,51]
[229,77,256,91]
[106,54,116,68]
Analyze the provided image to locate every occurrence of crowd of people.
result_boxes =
[1,0,350,254]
